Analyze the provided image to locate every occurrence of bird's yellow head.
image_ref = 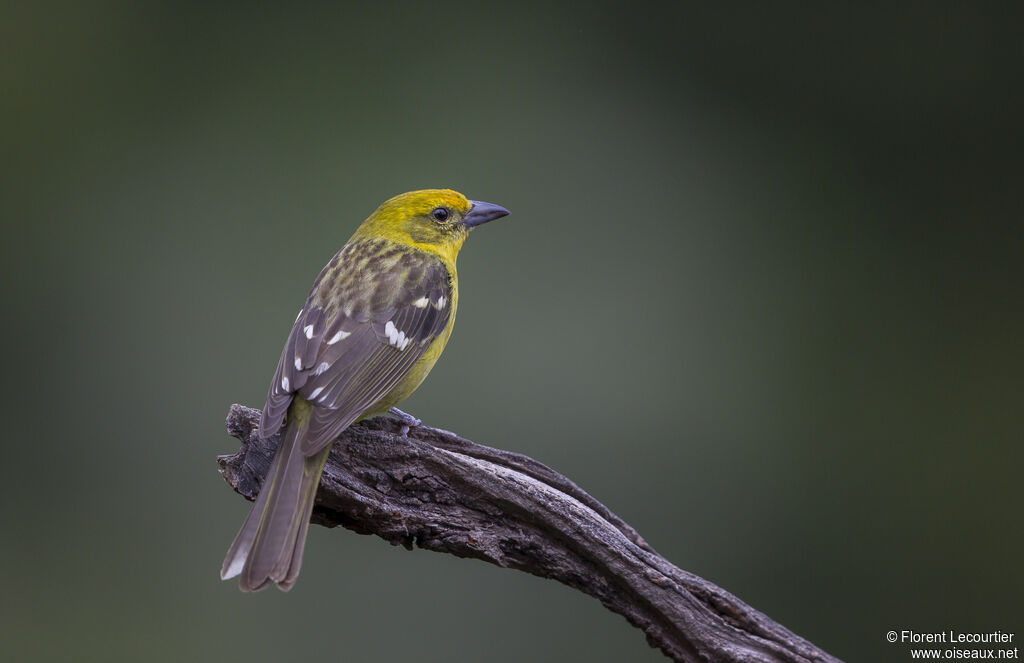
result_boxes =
[352,189,510,265]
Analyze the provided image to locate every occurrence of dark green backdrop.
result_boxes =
[2,3,1021,662]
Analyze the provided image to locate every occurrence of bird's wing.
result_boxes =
[260,242,452,455]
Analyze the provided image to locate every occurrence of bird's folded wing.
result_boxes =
[260,249,451,454]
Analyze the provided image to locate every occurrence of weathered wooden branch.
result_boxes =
[218,404,841,663]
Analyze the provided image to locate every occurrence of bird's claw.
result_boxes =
[388,407,421,437]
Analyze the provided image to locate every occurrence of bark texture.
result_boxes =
[219,403,842,663]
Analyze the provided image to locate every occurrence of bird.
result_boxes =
[221,189,510,591]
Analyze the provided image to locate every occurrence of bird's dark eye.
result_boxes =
[430,207,450,223]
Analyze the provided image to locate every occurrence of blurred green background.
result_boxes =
[2,2,1021,662]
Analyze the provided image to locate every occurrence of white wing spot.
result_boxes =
[313,361,330,376]
[294,357,302,370]
[384,320,410,350]
[326,330,351,344]
[435,295,446,310]
[309,386,324,399]
[413,296,429,308]
[303,324,314,339]
[281,377,290,392]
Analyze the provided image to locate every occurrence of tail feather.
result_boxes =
[282,451,329,589]
[245,426,308,587]
[221,418,329,592]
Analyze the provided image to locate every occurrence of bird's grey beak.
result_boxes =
[463,200,510,228]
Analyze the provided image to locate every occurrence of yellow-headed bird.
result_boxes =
[221,189,510,591]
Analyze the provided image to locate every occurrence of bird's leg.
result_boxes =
[388,407,421,437]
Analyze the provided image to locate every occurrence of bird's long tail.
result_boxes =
[220,406,330,592]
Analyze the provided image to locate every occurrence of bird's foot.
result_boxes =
[388,407,421,437]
